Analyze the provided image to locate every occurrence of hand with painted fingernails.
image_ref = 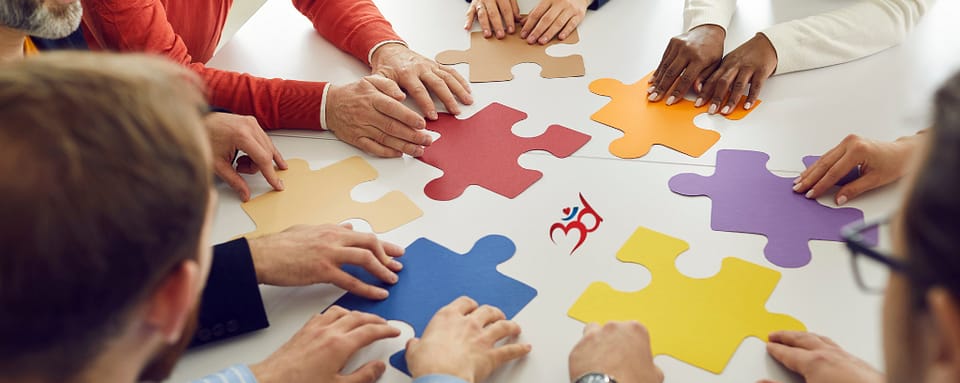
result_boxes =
[371,43,473,122]
[648,24,726,107]
[568,321,664,383]
[205,112,288,202]
[247,223,405,300]
[699,33,777,115]
[250,307,402,383]
[465,0,521,39]
[406,296,532,383]
[758,331,884,383]
[794,133,925,205]
[519,0,591,45]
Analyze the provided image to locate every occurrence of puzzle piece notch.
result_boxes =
[418,102,590,201]
[436,30,585,82]
[334,234,538,375]
[568,226,806,374]
[240,157,423,237]
[668,150,878,268]
[589,73,759,159]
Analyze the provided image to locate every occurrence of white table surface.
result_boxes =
[170,0,960,382]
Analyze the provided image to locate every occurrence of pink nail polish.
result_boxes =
[721,106,731,114]
[648,93,658,101]
[695,98,705,107]
[708,104,718,114]
[666,96,676,105]
[837,196,848,206]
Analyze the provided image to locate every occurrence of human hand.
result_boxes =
[648,24,725,106]
[569,322,664,383]
[406,296,531,383]
[371,43,473,121]
[759,331,884,383]
[325,75,433,157]
[794,133,923,205]
[247,223,404,300]
[700,32,777,115]
[519,0,591,45]
[465,0,521,39]
[249,307,401,383]
[204,112,287,202]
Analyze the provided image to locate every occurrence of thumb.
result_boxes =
[835,173,884,206]
[340,360,386,383]
[405,337,420,351]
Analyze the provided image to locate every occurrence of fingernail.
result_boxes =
[539,37,548,44]
[648,92,658,101]
[389,272,399,283]
[805,190,815,199]
[647,85,655,94]
[837,195,848,206]
[721,105,731,114]
[429,111,439,120]
[708,104,718,114]
[793,177,802,185]
[279,179,285,190]
[392,260,403,270]
[521,31,528,38]
[378,288,389,298]
[744,102,753,110]
[792,183,802,192]
[666,96,677,105]
[695,97,705,107]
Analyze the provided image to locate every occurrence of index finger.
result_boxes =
[520,1,549,39]
[242,137,285,192]
[344,231,401,272]
[347,323,402,350]
[769,331,824,350]
[444,296,480,315]
[766,342,812,373]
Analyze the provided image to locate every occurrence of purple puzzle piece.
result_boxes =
[668,150,879,268]
[802,156,860,186]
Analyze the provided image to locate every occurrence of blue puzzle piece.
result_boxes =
[333,234,538,375]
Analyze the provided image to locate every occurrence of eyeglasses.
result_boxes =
[842,216,930,293]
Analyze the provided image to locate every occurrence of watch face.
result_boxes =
[577,373,611,383]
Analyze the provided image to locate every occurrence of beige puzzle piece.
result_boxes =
[241,157,423,238]
[436,30,585,82]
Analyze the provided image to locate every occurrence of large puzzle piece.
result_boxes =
[568,226,806,374]
[590,72,760,158]
[418,102,590,201]
[240,157,422,237]
[334,235,538,375]
[436,30,585,82]
[668,150,878,268]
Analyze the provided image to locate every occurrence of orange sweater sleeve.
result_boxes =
[81,0,402,130]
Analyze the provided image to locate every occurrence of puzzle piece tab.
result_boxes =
[418,102,590,201]
[668,150,878,268]
[590,72,759,158]
[436,30,585,82]
[568,226,805,374]
[334,235,538,375]
[240,157,422,237]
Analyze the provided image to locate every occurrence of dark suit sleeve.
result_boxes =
[461,0,608,9]
[189,238,269,348]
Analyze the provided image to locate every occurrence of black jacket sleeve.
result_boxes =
[189,238,269,348]
[461,0,608,10]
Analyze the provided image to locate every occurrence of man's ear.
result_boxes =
[144,260,201,344]
[925,287,960,380]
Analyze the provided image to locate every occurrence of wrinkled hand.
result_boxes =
[247,223,404,300]
[465,0,521,39]
[569,322,664,383]
[648,24,725,106]
[701,32,777,115]
[250,307,401,383]
[519,0,591,45]
[794,133,923,205]
[326,75,432,157]
[759,331,884,383]
[406,297,531,383]
[371,43,472,121]
[205,112,287,201]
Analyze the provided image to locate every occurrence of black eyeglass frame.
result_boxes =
[842,216,933,293]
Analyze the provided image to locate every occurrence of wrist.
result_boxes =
[370,42,407,68]
[247,237,271,285]
[249,362,277,383]
[412,365,474,383]
[692,24,726,39]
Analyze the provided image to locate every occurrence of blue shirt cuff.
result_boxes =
[413,374,470,383]
[191,364,259,383]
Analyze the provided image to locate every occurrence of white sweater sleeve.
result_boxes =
[761,0,932,74]
[683,0,739,32]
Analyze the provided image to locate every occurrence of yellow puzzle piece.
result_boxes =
[241,157,423,238]
[568,226,805,374]
[589,72,760,159]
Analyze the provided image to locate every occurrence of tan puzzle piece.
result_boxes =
[241,157,423,238]
[437,30,585,82]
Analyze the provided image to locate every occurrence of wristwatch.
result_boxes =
[574,372,618,383]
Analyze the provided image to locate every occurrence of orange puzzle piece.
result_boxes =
[436,30,585,83]
[590,72,760,159]
[240,157,423,238]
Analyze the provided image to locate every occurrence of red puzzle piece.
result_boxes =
[418,103,590,201]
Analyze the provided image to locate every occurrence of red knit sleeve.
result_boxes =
[292,0,404,65]
[80,0,325,130]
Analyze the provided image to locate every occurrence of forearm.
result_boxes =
[293,0,404,65]
[683,0,738,32]
[461,0,610,10]
[761,0,931,74]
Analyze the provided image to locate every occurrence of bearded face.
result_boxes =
[0,0,82,39]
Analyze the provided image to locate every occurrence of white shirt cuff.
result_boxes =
[319,82,331,131]
[367,40,407,64]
